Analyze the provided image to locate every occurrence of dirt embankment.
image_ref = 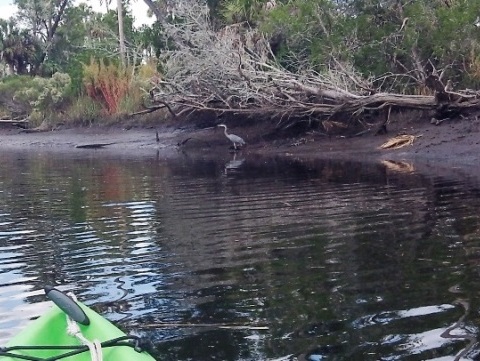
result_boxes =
[0,113,479,172]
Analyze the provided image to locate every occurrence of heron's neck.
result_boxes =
[223,128,228,137]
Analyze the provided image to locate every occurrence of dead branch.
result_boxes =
[131,105,166,116]
[143,0,480,131]
[0,119,29,124]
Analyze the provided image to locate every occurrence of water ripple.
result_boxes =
[0,154,479,361]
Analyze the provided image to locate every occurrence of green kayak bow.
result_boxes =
[0,287,156,361]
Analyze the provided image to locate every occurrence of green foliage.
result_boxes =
[0,75,34,117]
[137,22,167,59]
[27,110,46,126]
[0,19,42,74]
[259,0,347,69]
[4,0,480,107]
[102,7,136,41]
[0,74,34,93]
[118,91,143,114]
[221,0,247,23]
[89,5,145,67]
[64,49,99,96]
[46,4,99,82]
[220,0,268,24]
[3,1,149,78]
[12,0,74,74]
[65,95,103,126]
[119,61,159,114]
[253,0,480,90]
[13,73,71,117]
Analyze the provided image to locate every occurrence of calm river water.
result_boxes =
[1,149,480,360]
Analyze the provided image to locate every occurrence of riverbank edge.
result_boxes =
[0,115,479,179]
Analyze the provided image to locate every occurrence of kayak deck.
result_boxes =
[1,301,156,361]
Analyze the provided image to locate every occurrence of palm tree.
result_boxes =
[0,20,40,74]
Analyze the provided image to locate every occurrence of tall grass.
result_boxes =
[83,58,133,115]
[82,58,158,118]
[66,96,103,126]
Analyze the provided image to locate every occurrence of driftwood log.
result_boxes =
[0,119,29,129]
[75,143,115,149]
[139,0,480,134]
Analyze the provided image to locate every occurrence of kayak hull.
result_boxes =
[2,302,156,361]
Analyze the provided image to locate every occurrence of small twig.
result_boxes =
[131,105,166,116]
[138,322,269,330]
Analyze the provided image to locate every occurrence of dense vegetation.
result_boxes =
[1,0,480,128]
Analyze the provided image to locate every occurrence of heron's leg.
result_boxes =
[234,143,237,150]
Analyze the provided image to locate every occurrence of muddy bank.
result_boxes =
[0,115,479,177]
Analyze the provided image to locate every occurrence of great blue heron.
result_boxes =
[217,124,245,150]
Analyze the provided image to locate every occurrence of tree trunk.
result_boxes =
[142,0,165,23]
[117,0,126,66]
[36,0,69,72]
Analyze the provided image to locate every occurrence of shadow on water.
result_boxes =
[1,150,480,360]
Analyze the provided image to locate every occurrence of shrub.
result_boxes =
[66,96,103,126]
[0,75,37,117]
[83,58,133,115]
[13,73,71,119]
[0,75,36,93]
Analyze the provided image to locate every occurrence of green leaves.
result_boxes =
[246,0,480,90]
[13,72,71,116]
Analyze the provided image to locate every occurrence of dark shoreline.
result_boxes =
[0,116,479,180]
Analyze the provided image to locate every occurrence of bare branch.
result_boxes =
[144,0,480,131]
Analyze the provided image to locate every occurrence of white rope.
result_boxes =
[66,292,103,361]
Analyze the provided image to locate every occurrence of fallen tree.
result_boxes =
[144,0,480,134]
